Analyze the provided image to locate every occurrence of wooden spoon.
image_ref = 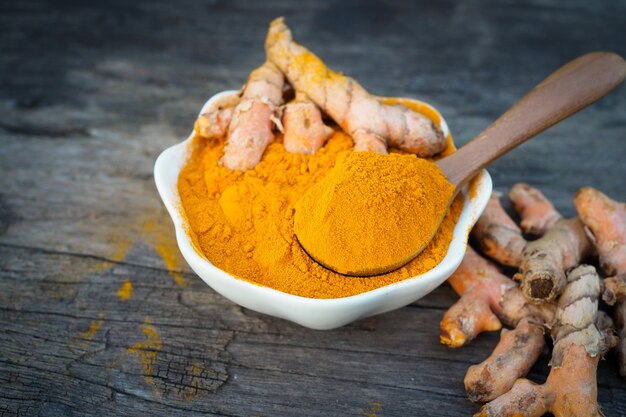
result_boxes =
[303,52,626,276]
[437,52,626,191]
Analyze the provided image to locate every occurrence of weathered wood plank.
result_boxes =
[1,0,625,415]
[1,246,626,416]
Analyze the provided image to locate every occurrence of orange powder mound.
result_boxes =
[177,131,464,299]
[294,152,455,276]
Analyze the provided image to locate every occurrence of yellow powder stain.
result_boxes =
[79,313,105,339]
[154,243,186,287]
[468,173,482,201]
[361,401,383,417]
[43,236,134,301]
[181,362,203,401]
[117,280,133,301]
[110,238,133,262]
[99,212,187,289]
[92,235,134,273]
[144,220,187,287]
[91,261,115,274]
[128,316,162,388]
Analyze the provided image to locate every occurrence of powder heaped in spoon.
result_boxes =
[294,152,455,276]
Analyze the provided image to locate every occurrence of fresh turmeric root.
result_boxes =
[476,344,602,417]
[509,183,561,235]
[603,273,626,305]
[574,187,626,276]
[220,61,285,171]
[471,192,526,267]
[516,218,594,301]
[441,246,554,347]
[265,17,446,156]
[464,318,546,403]
[441,247,554,401]
[440,247,514,348]
[575,186,626,377]
[472,184,593,301]
[476,265,615,417]
[195,19,446,166]
[194,106,234,140]
[282,92,333,154]
[195,74,331,158]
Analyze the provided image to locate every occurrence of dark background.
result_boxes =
[1,1,625,416]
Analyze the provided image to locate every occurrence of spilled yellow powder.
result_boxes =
[110,238,132,262]
[181,362,204,401]
[178,128,463,298]
[467,172,482,201]
[117,280,133,301]
[144,220,187,287]
[128,316,162,387]
[89,202,186,286]
[79,313,105,339]
[154,243,186,286]
[362,401,383,417]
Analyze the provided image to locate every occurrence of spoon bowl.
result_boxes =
[298,51,626,277]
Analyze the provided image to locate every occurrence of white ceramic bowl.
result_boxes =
[154,90,492,330]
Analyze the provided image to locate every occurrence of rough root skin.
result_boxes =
[516,218,594,302]
[465,318,546,403]
[471,193,526,267]
[441,247,554,350]
[477,265,609,417]
[442,247,554,402]
[221,61,284,171]
[282,92,333,154]
[575,187,626,378]
[265,17,446,156]
[440,247,511,347]
[498,285,555,328]
[475,345,602,417]
[474,186,592,303]
[574,187,626,276]
[551,265,605,366]
[195,107,234,140]
[603,273,626,305]
[509,182,562,235]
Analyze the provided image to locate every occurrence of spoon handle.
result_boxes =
[437,52,626,188]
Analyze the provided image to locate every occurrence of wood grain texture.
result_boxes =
[0,0,625,416]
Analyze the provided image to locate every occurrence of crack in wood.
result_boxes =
[0,242,192,277]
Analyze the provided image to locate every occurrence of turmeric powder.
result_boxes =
[178,128,463,299]
[294,152,454,276]
[179,18,461,297]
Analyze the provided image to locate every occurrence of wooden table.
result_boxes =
[1,1,625,415]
